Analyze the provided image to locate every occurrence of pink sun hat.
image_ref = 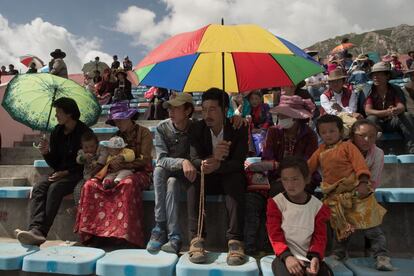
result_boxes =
[270,95,315,119]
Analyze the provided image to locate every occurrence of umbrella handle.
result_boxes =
[32,133,48,150]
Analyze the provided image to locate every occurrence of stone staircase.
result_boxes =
[1,85,414,275]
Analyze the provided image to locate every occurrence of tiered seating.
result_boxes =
[96,249,177,276]
[0,243,39,270]
[176,252,259,276]
[22,246,105,275]
[345,257,414,276]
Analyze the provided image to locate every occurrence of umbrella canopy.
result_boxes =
[2,73,101,131]
[82,61,110,75]
[19,55,44,69]
[331,42,355,54]
[135,24,323,93]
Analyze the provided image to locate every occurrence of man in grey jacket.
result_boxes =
[146,93,196,254]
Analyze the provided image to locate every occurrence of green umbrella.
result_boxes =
[2,73,101,131]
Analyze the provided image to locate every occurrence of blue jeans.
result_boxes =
[153,166,187,239]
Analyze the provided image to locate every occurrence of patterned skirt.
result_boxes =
[74,171,150,246]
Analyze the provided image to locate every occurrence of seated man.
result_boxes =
[320,68,360,118]
[187,88,248,266]
[365,62,414,153]
[146,93,196,254]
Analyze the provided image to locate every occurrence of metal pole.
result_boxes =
[45,87,58,131]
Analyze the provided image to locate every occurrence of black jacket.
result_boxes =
[44,121,92,176]
[189,119,248,174]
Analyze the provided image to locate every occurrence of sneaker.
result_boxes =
[16,229,46,246]
[376,256,394,271]
[227,239,246,266]
[188,237,207,264]
[146,226,167,253]
[161,235,182,254]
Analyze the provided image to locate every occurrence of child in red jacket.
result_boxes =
[266,156,333,276]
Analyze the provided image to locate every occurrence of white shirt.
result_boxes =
[273,193,324,262]
[320,90,357,115]
[210,128,223,150]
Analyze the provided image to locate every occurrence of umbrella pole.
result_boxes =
[45,87,58,131]
[221,18,226,125]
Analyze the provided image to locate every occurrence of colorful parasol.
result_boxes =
[135,24,324,93]
[19,55,44,69]
[331,42,355,54]
[2,73,101,131]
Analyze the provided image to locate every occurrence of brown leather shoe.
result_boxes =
[227,239,246,266]
[16,229,46,246]
[188,237,207,264]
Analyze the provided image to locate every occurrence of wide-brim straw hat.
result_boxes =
[327,68,347,81]
[356,54,368,61]
[50,49,66,59]
[369,62,391,75]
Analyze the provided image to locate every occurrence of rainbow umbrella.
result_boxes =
[135,24,323,93]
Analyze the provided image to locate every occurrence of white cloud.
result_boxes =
[114,0,414,51]
[0,15,112,73]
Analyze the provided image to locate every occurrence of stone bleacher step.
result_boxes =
[0,177,27,187]
[0,147,42,165]
[0,165,35,179]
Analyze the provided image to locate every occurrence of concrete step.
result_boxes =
[0,177,28,187]
[0,165,45,186]
[0,148,43,165]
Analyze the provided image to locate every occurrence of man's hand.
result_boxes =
[182,159,197,182]
[213,141,231,161]
[48,170,68,182]
[332,103,343,112]
[352,112,363,119]
[285,256,305,276]
[306,257,320,276]
[230,115,249,129]
[201,158,220,174]
[38,138,49,155]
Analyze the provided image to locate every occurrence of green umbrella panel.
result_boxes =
[2,73,102,131]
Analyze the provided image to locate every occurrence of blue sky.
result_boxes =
[1,0,414,73]
[0,0,168,65]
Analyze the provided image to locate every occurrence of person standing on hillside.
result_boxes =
[49,49,68,79]
[111,55,120,70]
[123,56,133,71]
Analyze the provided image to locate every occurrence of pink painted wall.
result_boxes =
[0,83,39,147]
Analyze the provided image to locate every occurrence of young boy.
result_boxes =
[95,136,135,189]
[267,156,332,276]
[308,115,388,270]
[73,132,107,206]
[348,119,393,270]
